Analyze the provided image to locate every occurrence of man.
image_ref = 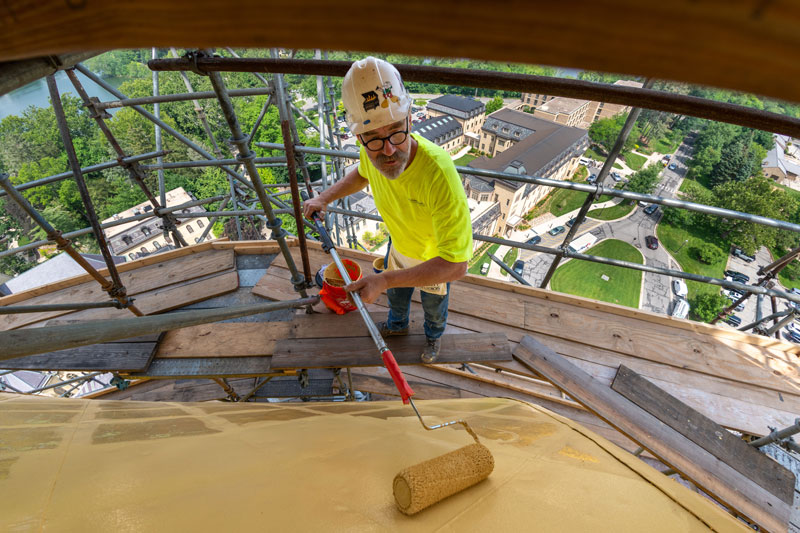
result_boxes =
[303,56,472,363]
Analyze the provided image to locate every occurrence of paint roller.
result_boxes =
[302,191,494,514]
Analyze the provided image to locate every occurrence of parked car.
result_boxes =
[672,279,688,298]
[731,247,755,262]
[735,301,745,312]
[722,314,742,327]
[566,217,577,228]
[644,204,659,215]
[670,298,690,319]
[724,270,750,283]
[645,235,659,250]
[480,263,489,275]
[548,225,566,236]
[668,163,677,171]
[785,322,800,343]
[721,289,743,301]
[579,157,590,166]
[611,172,623,182]
[512,260,525,276]
[526,235,542,245]
[587,174,597,184]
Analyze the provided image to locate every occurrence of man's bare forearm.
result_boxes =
[317,168,368,204]
[381,257,467,289]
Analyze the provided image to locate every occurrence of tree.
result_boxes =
[485,96,504,115]
[660,206,693,227]
[709,134,755,187]
[625,164,661,194]
[695,243,724,264]
[690,292,730,322]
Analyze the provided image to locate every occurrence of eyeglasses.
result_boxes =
[361,128,409,152]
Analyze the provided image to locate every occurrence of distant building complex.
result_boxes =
[763,134,800,188]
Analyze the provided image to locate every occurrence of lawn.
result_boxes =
[454,153,477,167]
[468,243,500,276]
[550,239,643,308]
[501,247,519,276]
[652,132,683,155]
[656,220,730,299]
[549,181,617,217]
[587,199,635,221]
[584,147,606,161]
[624,152,648,171]
[613,163,623,169]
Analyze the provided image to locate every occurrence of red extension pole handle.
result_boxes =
[381,349,415,404]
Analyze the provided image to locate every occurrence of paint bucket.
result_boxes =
[320,259,362,314]
[373,256,386,274]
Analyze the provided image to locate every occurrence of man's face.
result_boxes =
[359,117,411,180]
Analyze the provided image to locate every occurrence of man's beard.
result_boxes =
[375,149,410,180]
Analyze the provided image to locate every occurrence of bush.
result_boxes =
[696,243,724,264]
[690,292,730,322]
[783,259,800,281]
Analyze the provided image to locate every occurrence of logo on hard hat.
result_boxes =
[362,91,380,112]
[378,83,400,108]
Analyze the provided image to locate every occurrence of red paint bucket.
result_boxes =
[320,259,362,314]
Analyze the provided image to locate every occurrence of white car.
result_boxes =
[672,279,688,298]
[671,298,690,319]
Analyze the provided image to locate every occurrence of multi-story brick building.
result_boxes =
[412,115,464,154]
[464,120,589,236]
[533,97,590,128]
[426,95,485,149]
[521,79,644,127]
[102,187,212,261]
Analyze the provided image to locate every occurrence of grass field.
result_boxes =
[454,153,478,167]
[656,220,730,298]
[624,152,648,171]
[551,239,643,308]
[584,147,607,161]
[587,200,635,221]
[468,243,499,276]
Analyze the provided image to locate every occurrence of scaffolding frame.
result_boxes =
[2,50,800,398]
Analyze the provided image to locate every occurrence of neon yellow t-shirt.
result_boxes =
[358,134,472,263]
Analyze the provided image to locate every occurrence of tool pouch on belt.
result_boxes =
[388,247,447,296]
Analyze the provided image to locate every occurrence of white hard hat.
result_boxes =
[341,57,411,135]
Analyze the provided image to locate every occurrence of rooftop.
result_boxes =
[412,115,462,142]
[539,96,589,115]
[428,94,485,113]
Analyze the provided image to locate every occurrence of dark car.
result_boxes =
[732,247,755,263]
[526,235,542,245]
[548,225,566,236]
[645,235,659,250]
[566,217,577,228]
[512,259,525,276]
[643,204,659,216]
[724,270,750,283]
[668,163,677,170]
[722,314,742,327]
[587,174,597,184]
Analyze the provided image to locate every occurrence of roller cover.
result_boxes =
[393,443,494,515]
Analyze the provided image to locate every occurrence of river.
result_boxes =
[0,70,126,121]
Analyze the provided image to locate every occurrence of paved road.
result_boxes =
[517,138,694,315]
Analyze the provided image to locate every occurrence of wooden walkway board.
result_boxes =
[270,332,510,369]
[122,356,276,379]
[512,334,790,533]
[611,365,795,505]
[2,335,163,372]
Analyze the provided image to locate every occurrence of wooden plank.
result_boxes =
[156,322,292,358]
[0,248,234,330]
[512,335,790,533]
[0,242,216,306]
[522,299,800,396]
[612,365,795,505]
[123,356,276,379]
[270,332,510,369]
[1,339,161,372]
[58,270,240,322]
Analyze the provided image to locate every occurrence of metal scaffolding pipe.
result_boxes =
[149,57,800,138]
[0,301,125,314]
[750,419,800,448]
[74,63,256,193]
[139,156,287,170]
[27,372,105,394]
[96,87,272,109]
[153,47,167,238]
[206,65,309,299]
[0,194,225,259]
[0,296,319,360]
[0,151,167,199]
